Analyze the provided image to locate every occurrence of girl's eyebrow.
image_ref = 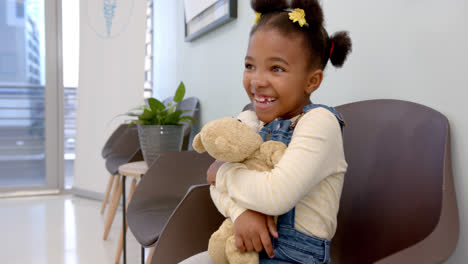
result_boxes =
[245,56,289,66]
[268,57,289,66]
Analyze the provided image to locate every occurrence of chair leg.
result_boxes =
[145,247,155,264]
[109,175,121,208]
[103,175,123,240]
[101,174,116,214]
[115,178,137,264]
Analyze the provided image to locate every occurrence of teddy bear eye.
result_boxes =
[237,119,242,123]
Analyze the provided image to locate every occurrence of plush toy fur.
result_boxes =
[192,111,286,264]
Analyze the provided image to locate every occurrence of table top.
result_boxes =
[118,161,148,178]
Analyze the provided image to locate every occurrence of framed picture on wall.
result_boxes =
[184,0,237,42]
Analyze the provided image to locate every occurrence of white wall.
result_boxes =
[73,0,146,193]
[154,0,467,261]
[154,0,253,124]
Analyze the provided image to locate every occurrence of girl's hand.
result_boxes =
[207,160,225,185]
[233,210,278,258]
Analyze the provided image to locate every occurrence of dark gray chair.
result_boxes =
[148,99,459,264]
[100,124,141,216]
[126,151,214,246]
[124,97,205,258]
[101,124,142,240]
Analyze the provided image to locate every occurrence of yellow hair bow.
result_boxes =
[254,11,262,24]
[288,8,308,27]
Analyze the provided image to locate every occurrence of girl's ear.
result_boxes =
[305,69,323,95]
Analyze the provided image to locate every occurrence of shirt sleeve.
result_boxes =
[210,185,247,222]
[215,107,346,216]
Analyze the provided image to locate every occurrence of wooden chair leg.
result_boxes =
[103,175,123,240]
[101,174,116,214]
[109,175,121,207]
[145,247,155,264]
[114,178,138,264]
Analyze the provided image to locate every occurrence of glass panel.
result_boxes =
[62,0,79,189]
[0,0,46,187]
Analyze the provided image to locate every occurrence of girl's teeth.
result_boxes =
[255,96,276,103]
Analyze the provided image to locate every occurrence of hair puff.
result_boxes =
[329,31,352,68]
[251,0,288,14]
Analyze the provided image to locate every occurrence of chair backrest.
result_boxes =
[332,99,458,263]
[243,103,253,111]
[101,124,134,158]
[127,151,215,247]
[176,97,200,150]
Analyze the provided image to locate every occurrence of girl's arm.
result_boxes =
[210,186,277,258]
[210,185,247,222]
[215,108,347,216]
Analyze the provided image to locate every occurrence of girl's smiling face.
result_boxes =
[243,28,323,123]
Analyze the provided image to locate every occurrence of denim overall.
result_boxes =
[258,104,345,264]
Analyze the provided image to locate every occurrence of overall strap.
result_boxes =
[303,104,346,133]
[258,104,346,145]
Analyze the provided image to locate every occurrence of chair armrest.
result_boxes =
[150,184,225,264]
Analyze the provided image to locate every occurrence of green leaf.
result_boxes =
[166,101,177,114]
[138,108,154,120]
[180,115,198,125]
[148,98,165,113]
[173,82,185,103]
[165,110,183,125]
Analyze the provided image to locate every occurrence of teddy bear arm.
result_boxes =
[225,236,259,264]
[260,141,287,166]
[208,219,234,264]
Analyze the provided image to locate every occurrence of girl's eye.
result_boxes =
[245,63,255,70]
[272,66,285,72]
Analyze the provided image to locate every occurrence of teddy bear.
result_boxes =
[192,110,287,264]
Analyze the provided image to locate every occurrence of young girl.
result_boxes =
[181,0,351,263]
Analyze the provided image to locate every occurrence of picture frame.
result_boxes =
[184,0,237,42]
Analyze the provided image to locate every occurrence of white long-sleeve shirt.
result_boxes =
[210,107,347,240]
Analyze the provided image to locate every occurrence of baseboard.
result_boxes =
[70,187,105,201]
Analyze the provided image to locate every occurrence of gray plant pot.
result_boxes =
[137,124,184,166]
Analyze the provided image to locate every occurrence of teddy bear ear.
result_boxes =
[192,133,206,153]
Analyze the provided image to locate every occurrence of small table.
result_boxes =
[118,161,148,264]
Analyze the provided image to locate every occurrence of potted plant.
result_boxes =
[126,82,195,166]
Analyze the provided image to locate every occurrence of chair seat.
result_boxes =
[127,200,180,246]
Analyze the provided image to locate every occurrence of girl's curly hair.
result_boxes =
[251,0,352,69]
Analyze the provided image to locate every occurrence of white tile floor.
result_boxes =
[0,194,149,264]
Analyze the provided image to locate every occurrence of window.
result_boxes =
[144,0,153,99]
